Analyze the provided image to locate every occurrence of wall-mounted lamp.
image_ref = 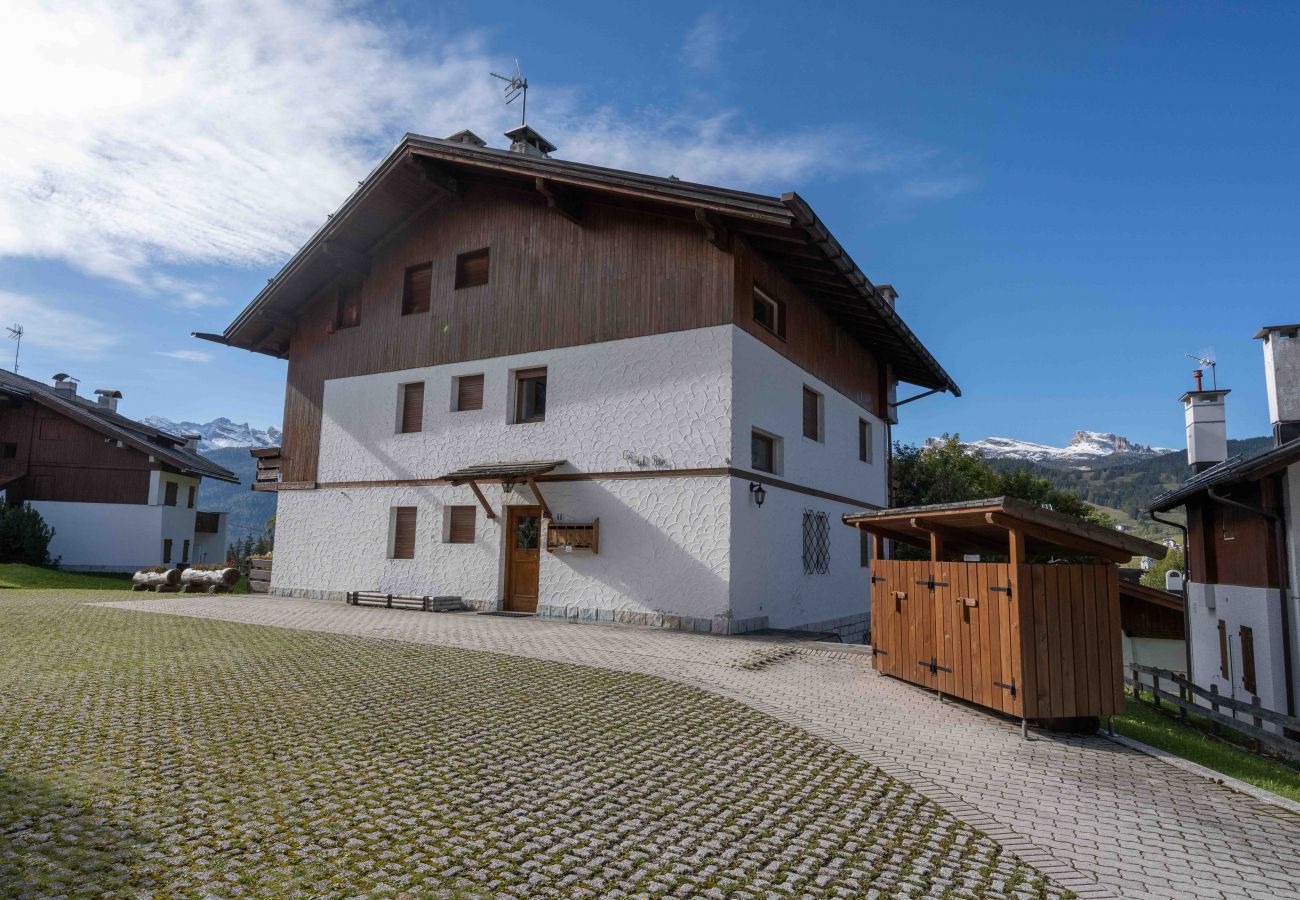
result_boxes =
[501,480,515,494]
[749,482,766,508]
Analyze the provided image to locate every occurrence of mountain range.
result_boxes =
[143,416,281,452]
[928,430,1175,470]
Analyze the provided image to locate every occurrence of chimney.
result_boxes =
[1254,323,1300,446]
[1180,372,1230,473]
[94,389,122,412]
[181,434,202,452]
[445,129,487,148]
[50,373,77,399]
[877,284,898,308]
[503,125,556,158]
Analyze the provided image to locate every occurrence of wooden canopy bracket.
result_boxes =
[466,481,497,520]
[526,476,553,521]
[909,517,947,561]
[695,208,731,252]
[321,240,370,277]
[985,512,1131,564]
[534,177,583,224]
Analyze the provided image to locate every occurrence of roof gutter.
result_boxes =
[1206,487,1295,717]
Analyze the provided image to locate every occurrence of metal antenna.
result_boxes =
[491,60,528,126]
[6,324,21,374]
[1185,352,1217,390]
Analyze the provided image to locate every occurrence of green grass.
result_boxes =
[1114,691,1300,803]
[0,563,132,591]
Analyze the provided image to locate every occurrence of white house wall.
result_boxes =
[317,326,733,483]
[33,501,165,572]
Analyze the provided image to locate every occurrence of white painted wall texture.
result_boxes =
[274,324,887,638]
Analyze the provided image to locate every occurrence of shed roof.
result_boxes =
[207,133,958,396]
[843,496,1167,563]
[438,460,566,484]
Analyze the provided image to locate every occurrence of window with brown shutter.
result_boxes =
[336,281,362,329]
[187,485,196,509]
[456,374,484,412]
[162,539,173,564]
[181,539,190,563]
[455,247,490,289]
[802,387,821,441]
[391,507,417,559]
[402,263,432,315]
[1240,626,1257,694]
[446,506,476,543]
[858,418,873,463]
[514,368,547,423]
[164,482,179,506]
[399,382,425,433]
[1218,619,1229,678]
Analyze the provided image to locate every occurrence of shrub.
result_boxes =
[0,503,57,566]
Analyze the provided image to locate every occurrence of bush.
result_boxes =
[0,504,57,566]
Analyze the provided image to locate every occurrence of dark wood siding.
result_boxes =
[0,402,152,505]
[392,507,417,559]
[1186,480,1281,589]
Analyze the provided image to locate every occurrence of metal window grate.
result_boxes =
[802,509,830,575]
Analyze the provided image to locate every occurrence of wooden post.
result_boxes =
[1210,683,1221,736]
[1251,696,1263,754]
[872,533,885,562]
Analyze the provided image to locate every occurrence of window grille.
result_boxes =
[802,509,830,575]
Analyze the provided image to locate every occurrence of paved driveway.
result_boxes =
[105,595,1300,900]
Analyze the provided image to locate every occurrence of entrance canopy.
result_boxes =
[438,460,565,484]
[844,497,1167,564]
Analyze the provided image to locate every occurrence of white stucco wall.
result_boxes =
[1121,634,1187,677]
[32,501,166,572]
[192,513,228,566]
[317,326,733,483]
[272,477,731,626]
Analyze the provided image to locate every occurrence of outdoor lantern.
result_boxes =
[501,480,515,494]
[749,482,766,508]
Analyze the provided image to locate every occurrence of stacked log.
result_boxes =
[131,569,181,592]
[180,567,241,594]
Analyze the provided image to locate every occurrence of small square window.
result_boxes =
[751,430,777,473]
[0,442,16,459]
[858,418,873,463]
[391,507,417,559]
[753,285,785,339]
[445,506,476,543]
[402,263,432,315]
[455,247,490,289]
[455,374,484,412]
[162,538,173,565]
[164,482,178,506]
[514,368,546,423]
[335,281,362,329]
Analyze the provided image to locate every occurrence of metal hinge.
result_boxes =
[918,657,952,674]
[915,579,949,590]
[872,646,888,656]
[990,585,1012,595]
[871,575,887,584]
[993,678,1017,697]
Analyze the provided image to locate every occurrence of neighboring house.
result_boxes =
[0,370,237,571]
[1148,323,1300,726]
[201,126,957,640]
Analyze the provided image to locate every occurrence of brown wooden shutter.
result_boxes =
[402,263,432,315]
[400,382,425,433]
[162,539,173,564]
[448,506,476,543]
[803,387,820,440]
[164,482,179,506]
[1240,626,1257,694]
[392,507,417,559]
[182,539,190,563]
[456,374,484,411]
[187,485,196,508]
[455,248,490,289]
[1218,620,1229,678]
[858,419,868,462]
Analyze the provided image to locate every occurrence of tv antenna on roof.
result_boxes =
[1186,351,1218,390]
[491,61,529,126]
[5,324,21,374]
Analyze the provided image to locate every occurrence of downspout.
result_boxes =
[1149,510,1192,681]
[1206,486,1295,717]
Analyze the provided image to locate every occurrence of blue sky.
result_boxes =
[2,1,1296,449]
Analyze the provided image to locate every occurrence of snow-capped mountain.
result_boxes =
[142,417,282,452]
[929,430,1176,470]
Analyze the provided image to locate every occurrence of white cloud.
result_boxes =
[0,290,119,356]
[153,350,213,362]
[681,10,730,72]
[0,0,971,289]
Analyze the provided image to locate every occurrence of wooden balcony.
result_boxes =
[251,446,282,488]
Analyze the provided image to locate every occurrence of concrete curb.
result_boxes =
[1104,731,1300,818]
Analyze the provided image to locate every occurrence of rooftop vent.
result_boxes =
[181,433,202,452]
[877,285,899,308]
[445,129,487,148]
[51,373,77,398]
[504,125,556,158]
[94,388,122,412]
[1255,323,1300,446]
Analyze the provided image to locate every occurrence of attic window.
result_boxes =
[0,442,16,459]
[336,281,362,329]
[455,248,490,289]
[753,285,785,339]
[402,263,432,315]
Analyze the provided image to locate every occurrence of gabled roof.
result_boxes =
[1147,437,1300,513]
[0,370,239,484]
[208,134,958,395]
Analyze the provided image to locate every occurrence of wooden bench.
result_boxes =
[346,592,465,612]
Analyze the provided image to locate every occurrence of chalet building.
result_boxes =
[202,126,957,639]
[1149,323,1300,724]
[0,370,236,571]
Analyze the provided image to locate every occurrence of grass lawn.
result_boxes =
[0,563,132,591]
[0,591,1067,899]
[1114,691,1300,804]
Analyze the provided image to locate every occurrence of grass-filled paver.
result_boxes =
[0,592,1068,898]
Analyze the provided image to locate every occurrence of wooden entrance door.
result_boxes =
[504,505,542,612]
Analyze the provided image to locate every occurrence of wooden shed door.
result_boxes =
[504,506,541,613]
[871,560,915,678]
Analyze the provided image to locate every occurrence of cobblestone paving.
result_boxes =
[103,593,1300,900]
[0,592,1067,899]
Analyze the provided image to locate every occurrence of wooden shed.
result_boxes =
[844,497,1168,729]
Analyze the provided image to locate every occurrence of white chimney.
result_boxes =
[1255,323,1300,446]
[503,125,556,158]
[1180,370,1229,473]
[50,373,77,398]
[94,388,122,412]
[181,434,202,452]
[877,284,898,308]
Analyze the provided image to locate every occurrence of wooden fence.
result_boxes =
[1125,663,1300,763]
